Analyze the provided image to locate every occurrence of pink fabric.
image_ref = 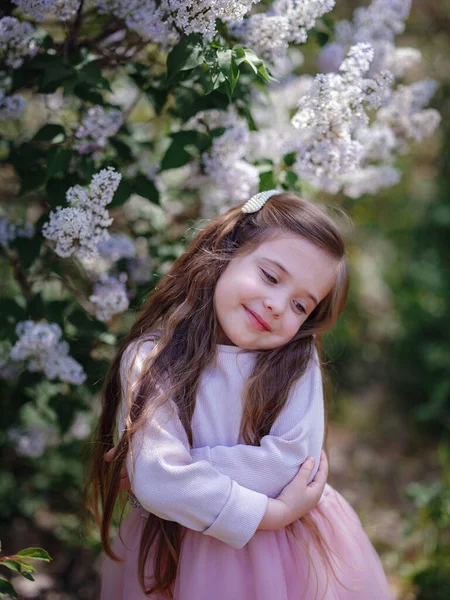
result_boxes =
[101,486,394,600]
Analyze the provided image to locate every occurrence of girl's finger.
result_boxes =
[294,456,316,485]
[309,451,328,487]
[104,447,117,462]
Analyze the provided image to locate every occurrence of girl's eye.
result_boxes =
[261,269,278,284]
[293,301,306,314]
[262,269,306,314]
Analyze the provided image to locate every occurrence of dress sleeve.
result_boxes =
[191,352,325,499]
[118,340,268,550]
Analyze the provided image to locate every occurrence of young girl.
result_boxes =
[86,191,394,599]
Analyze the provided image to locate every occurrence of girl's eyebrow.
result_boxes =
[263,257,319,306]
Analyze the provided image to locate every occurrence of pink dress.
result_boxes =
[101,341,394,599]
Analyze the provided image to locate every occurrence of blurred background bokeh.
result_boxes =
[0,0,449,598]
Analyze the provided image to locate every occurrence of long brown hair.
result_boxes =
[85,193,350,597]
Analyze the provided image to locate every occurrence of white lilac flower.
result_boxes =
[11,0,81,22]
[0,216,17,246]
[356,123,398,163]
[44,353,86,384]
[169,0,256,40]
[185,106,241,133]
[341,166,400,198]
[318,42,346,74]
[336,0,412,46]
[42,167,121,260]
[384,47,422,78]
[98,232,136,262]
[0,17,38,69]
[89,274,129,322]
[290,43,392,192]
[239,15,291,62]
[95,0,179,47]
[0,216,35,245]
[332,0,413,76]
[74,106,123,158]
[10,321,86,384]
[0,89,26,120]
[377,79,441,146]
[201,125,259,207]
[203,125,250,172]
[8,424,60,458]
[237,0,335,61]
[128,237,154,284]
[65,412,92,441]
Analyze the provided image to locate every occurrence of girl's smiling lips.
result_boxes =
[243,306,272,332]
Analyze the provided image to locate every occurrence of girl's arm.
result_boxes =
[125,398,269,549]
[120,340,270,550]
[191,355,325,499]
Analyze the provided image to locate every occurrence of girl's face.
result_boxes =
[214,232,338,350]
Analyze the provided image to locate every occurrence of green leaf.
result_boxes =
[45,175,80,208]
[73,84,104,105]
[110,139,133,162]
[160,141,193,171]
[108,179,133,208]
[257,62,272,83]
[46,147,73,179]
[147,88,168,114]
[170,130,211,152]
[234,48,261,73]
[259,170,277,192]
[27,294,45,320]
[32,124,66,143]
[0,560,35,581]
[0,577,18,598]
[13,236,42,269]
[134,174,160,204]
[77,61,112,91]
[19,169,47,195]
[37,56,76,91]
[166,34,204,84]
[217,49,240,100]
[16,548,52,562]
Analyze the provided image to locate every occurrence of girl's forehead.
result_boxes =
[250,234,321,259]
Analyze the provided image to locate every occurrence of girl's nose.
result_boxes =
[263,297,285,317]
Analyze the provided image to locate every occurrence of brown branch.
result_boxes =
[6,248,33,302]
[64,0,86,57]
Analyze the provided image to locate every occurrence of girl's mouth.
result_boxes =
[243,306,271,332]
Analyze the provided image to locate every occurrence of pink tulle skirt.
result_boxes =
[101,486,394,600]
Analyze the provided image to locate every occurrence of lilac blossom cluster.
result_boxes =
[11,0,81,22]
[8,424,60,457]
[95,0,177,47]
[0,16,38,69]
[235,0,335,62]
[89,274,130,321]
[74,106,123,158]
[199,124,259,217]
[0,89,26,120]
[308,0,440,197]
[98,232,136,262]
[0,216,34,246]
[10,321,86,384]
[95,0,256,46]
[42,167,121,259]
[290,43,393,193]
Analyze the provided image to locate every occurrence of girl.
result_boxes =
[86,191,394,599]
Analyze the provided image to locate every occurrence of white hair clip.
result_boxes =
[241,189,279,214]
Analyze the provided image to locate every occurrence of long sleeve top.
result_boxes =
[118,339,328,550]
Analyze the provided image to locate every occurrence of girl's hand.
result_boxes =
[104,447,131,491]
[258,450,329,531]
